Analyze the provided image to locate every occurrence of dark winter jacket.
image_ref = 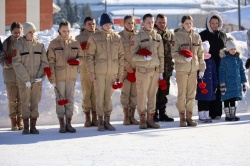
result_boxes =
[0,39,3,53]
[196,58,218,101]
[154,25,174,76]
[219,49,247,101]
[199,13,227,69]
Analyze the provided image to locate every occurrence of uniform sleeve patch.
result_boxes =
[130,41,134,46]
[140,39,149,43]
[171,41,175,46]
[193,43,200,46]
[181,43,190,47]
[12,49,17,57]
[55,47,63,50]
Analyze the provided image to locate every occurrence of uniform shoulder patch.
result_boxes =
[12,49,17,57]
[130,40,134,46]
[193,43,200,46]
[171,41,175,46]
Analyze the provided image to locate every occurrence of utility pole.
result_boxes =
[238,0,241,30]
[105,0,107,12]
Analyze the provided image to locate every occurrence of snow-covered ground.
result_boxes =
[1,113,250,165]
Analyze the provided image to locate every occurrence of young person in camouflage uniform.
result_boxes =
[154,14,175,122]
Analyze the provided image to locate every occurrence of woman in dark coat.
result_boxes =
[199,13,227,119]
[196,41,218,122]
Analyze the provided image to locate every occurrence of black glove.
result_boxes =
[245,58,250,69]
[220,83,226,95]
[243,84,247,93]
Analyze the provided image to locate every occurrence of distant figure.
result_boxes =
[0,22,23,131]
[219,39,247,121]
[75,17,98,127]
[154,13,174,122]
[171,15,205,127]
[199,13,227,119]
[12,22,49,135]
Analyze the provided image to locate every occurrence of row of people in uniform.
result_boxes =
[0,12,247,135]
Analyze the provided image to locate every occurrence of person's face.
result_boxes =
[155,17,167,30]
[84,20,96,32]
[182,19,193,32]
[25,30,35,40]
[124,18,135,31]
[142,17,154,31]
[11,28,21,38]
[229,48,237,55]
[59,25,70,37]
[210,18,219,32]
[102,23,112,31]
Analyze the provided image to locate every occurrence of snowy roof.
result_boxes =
[53,0,102,4]
[101,0,201,7]
[53,3,60,13]
[220,5,250,29]
[110,8,208,16]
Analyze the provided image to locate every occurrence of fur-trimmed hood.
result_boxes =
[206,13,223,33]
[219,48,241,58]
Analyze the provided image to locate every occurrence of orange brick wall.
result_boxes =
[6,0,26,26]
[40,0,53,30]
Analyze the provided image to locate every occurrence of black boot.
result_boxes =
[224,107,234,121]
[153,110,159,122]
[30,118,39,134]
[159,109,174,122]
[22,118,29,135]
[66,117,76,133]
[230,107,240,121]
[59,117,66,133]
[159,113,174,122]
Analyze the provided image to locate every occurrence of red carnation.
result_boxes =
[44,67,51,78]
[160,84,168,90]
[136,48,152,56]
[158,79,166,87]
[179,49,193,58]
[67,59,79,65]
[198,82,206,89]
[81,42,88,50]
[6,56,12,63]
[201,89,208,94]
[127,72,136,83]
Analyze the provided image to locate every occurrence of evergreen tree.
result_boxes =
[53,0,66,24]
[64,0,74,24]
[84,3,92,18]
[72,2,80,24]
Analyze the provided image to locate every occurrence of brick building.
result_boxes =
[0,0,57,35]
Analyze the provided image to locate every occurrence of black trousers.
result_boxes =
[156,75,171,115]
[198,100,210,111]
[224,98,236,108]
[209,86,222,118]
